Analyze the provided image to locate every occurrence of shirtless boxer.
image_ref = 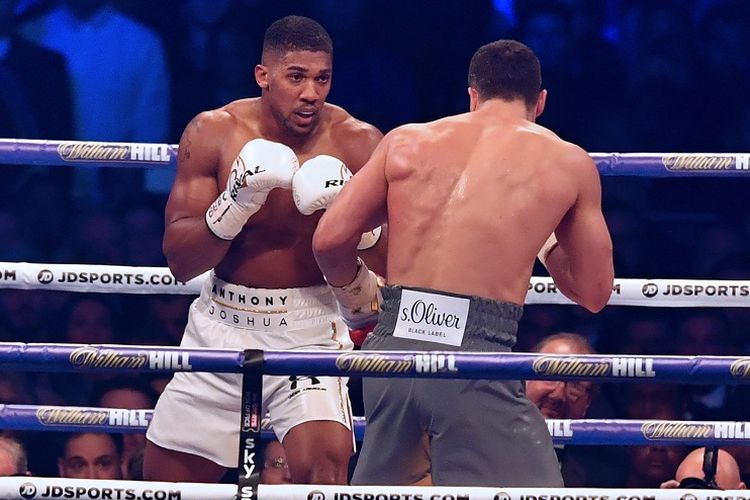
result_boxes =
[313,39,613,486]
[143,15,383,484]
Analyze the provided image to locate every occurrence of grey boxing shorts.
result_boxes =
[351,285,563,487]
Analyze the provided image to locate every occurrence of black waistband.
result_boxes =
[374,285,523,348]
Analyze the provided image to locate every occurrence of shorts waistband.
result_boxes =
[374,285,522,349]
[196,272,339,331]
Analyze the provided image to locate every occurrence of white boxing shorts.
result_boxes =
[146,272,354,467]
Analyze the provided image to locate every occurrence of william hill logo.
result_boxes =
[532,356,656,378]
[641,421,713,439]
[532,356,609,377]
[662,154,733,171]
[37,407,107,425]
[730,359,750,378]
[335,353,413,373]
[69,346,147,369]
[57,142,171,162]
[58,142,128,161]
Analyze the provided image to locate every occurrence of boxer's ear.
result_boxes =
[535,90,547,119]
[468,87,479,112]
[256,64,269,90]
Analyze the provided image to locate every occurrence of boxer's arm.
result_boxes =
[313,134,389,287]
[544,148,614,312]
[343,122,388,277]
[163,112,233,282]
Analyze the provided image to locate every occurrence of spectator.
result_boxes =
[527,333,596,419]
[21,0,171,204]
[57,432,123,480]
[661,447,746,490]
[526,332,628,487]
[69,210,125,265]
[675,310,734,420]
[620,382,689,420]
[38,294,121,405]
[165,0,255,138]
[0,435,30,476]
[618,1,700,152]
[90,377,158,479]
[21,0,169,142]
[627,442,688,488]
[695,0,750,151]
[0,289,52,343]
[0,208,34,262]
[0,373,34,404]
[0,0,73,140]
[61,295,118,345]
[0,436,31,477]
[18,172,76,264]
[514,1,586,142]
[626,405,689,488]
[120,198,166,266]
[124,447,144,480]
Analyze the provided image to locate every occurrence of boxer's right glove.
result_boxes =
[205,138,298,240]
[537,232,559,268]
[329,258,382,331]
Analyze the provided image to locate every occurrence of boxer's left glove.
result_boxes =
[329,258,382,331]
[292,154,352,214]
[205,139,298,240]
[293,155,383,249]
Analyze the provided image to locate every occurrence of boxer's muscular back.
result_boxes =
[178,98,375,288]
[385,111,595,304]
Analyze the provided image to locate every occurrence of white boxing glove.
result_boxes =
[538,232,559,268]
[205,138,298,240]
[329,258,382,330]
[292,154,352,215]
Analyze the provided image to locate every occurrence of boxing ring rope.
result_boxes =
[2,342,750,383]
[3,403,750,446]
[2,261,749,307]
[2,477,742,500]
[2,138,749,176]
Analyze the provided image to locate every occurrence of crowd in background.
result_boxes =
[2,0,750,488]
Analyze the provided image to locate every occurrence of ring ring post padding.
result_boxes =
[237,349,264,500]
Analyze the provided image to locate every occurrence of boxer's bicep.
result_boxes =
[167,112,224,225]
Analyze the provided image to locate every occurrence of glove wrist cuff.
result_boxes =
[357,226,383,250]
[204,190,258,240]
[331,258,378,311]
[537,233,559,268]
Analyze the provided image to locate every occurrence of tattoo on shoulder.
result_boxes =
[179,138,192,163]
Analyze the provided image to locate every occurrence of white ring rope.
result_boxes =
[0,477,744,500]
[1,261,748,307]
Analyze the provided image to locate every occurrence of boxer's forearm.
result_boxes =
[312,228,361,287]
[545,244,612,313]
[313,238,357,286]
[164,216,232,282]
